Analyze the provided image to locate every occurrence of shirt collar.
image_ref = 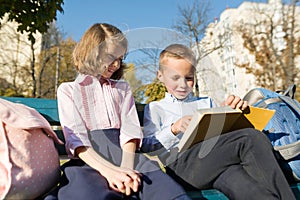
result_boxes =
[164,92,198,103]
[76,74,112,86]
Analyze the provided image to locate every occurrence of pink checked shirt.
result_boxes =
[57,74,143,158]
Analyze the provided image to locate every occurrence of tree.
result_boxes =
[173,0,210,51]
[37,31,77,99]
[124,1,212,103]
[236,0,300,91]
[0,77,16,96]
[123,63,144,102]
[143,0,214,102]
[173,0,212,96]
[0,19,34,96]
[0,0,64,97]
[143,79,166,104]
[0,0,64,43]
[0,20,76,98]
[132,46,162,103]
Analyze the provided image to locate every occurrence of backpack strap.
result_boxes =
[256,98,281,108]
[274,140,300,160]
[279,96,300,117]
[279,84,296,99]
[243,89,265,106]
[251,84,296,108]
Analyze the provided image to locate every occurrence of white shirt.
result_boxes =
[143,92,216,151]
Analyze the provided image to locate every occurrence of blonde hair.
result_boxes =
[73,23,128,78]
[159,44,196,71]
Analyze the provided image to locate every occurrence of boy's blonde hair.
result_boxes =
[73,23,128,79]
[159,44,196,71]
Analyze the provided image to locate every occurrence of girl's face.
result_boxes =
[101,45,126,79]
[158,57,195,100]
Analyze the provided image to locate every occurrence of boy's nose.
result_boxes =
[178,78,188,88]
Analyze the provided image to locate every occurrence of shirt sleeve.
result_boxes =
[119,83,142,148]
[143,103,180,151]
[57,83,92,158]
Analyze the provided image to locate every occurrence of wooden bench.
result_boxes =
[2,96,300,199]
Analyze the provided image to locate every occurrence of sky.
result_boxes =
[55,0,270,91]
[56,0,253,85]
[56,0,248,42]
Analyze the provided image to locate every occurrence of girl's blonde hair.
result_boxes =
[73,23,128,79]
[159,44,196,71]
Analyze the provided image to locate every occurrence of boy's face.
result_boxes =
[158,57,195,100]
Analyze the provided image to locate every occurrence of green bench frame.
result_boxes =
[2,96,300,199]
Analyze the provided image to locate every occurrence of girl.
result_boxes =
[48,23,189,200]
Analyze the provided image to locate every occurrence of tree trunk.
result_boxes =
[30,41,36,97]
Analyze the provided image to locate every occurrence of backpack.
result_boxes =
[243,84,300,181]
[0,98,61,199]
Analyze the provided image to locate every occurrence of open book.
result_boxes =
[177,106,275,152]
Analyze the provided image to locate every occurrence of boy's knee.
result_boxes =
[247,128,271,144]
[239,128,273,151]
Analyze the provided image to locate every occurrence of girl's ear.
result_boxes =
[157,70,163,82]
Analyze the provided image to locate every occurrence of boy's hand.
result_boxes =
[224,95,248,110]
[171,115,192,135]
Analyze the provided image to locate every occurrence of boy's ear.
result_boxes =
[157,70,163,82]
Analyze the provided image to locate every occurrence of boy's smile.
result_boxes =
[158,57,195,100]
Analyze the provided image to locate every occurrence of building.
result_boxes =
[196,0,300,104]
[0,13,42,95]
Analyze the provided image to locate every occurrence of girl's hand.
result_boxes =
[224,95,248,110]
[171,115,192,135]
[76,146,141,196]
[103,166,141,196]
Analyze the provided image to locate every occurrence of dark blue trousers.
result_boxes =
[45,129,189,200]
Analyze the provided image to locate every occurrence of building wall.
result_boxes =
[196,0,300,104]
[0,13,42,91]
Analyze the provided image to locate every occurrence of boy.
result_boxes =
[142,44,295,200]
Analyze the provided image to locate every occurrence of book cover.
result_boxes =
[177,106,275,152]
